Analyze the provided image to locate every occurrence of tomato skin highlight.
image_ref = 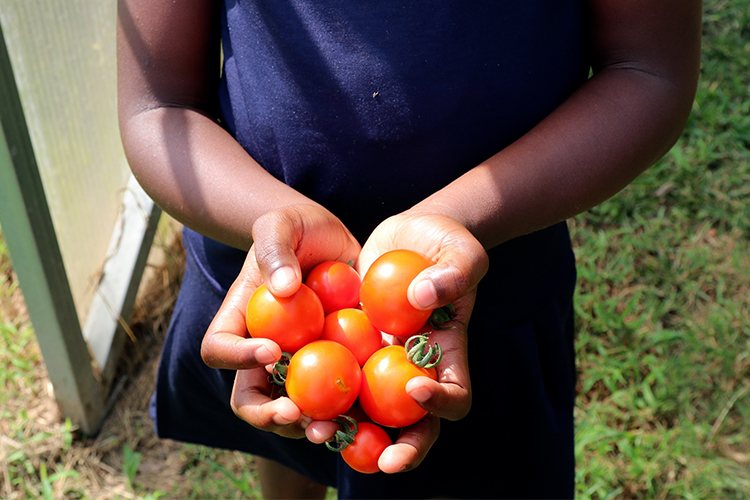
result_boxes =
[340,422,392,474]
[359,249,433,337]
[245,284,324,354]
[305,261,361,315]
[285,340,362,421]
[320,308,383,367]
[359,345,437,428]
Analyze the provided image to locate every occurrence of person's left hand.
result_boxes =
[306,210,489,473]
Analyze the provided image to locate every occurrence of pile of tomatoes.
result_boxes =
[245,249,448,474]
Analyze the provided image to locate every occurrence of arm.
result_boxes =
[354,0,702,470]
[117,0,319,251]
[118,0,361,439]
[410,0,702,254]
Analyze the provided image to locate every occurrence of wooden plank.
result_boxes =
[83,176,161,393]
[0,24,105,435]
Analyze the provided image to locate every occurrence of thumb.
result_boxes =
[251,209,305,297]
[407,240,488,310]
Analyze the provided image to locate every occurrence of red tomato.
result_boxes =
[245,284,324,353]
[305,261,361,315]
[359,249,433,337]
[358,345,437,428]
[320,308,383,367]
[285,340,362,420]
[341,422,392,474]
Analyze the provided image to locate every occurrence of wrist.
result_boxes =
[408,197,491,250]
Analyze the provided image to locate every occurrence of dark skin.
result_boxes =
[118,0,701,485]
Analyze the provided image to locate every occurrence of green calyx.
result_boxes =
[325,415,358,452]
[429,304,456,330]
[271,352,292,386]
[405,333,442,369]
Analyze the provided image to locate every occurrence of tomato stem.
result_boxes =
[405,334,442,369]
[325,415,358,452]
[271,352,291,386]
[429,304,456,330]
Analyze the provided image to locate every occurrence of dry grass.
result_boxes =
[0,219,258,499]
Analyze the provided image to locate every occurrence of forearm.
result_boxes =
[120,106,317,250]
[414,0,702,250]
[415,67,698,250]
[117,0,317,250]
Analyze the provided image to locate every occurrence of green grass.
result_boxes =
[2,1,750,498]
[572,1,750,497]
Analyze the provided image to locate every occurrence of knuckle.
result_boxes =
[252,209,298,243]
[200,336,216,367]
[252,212,300,267]
[431,263,470,302]
[253,241,288,269]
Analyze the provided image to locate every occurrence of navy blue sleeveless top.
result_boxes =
[218,0,587,236]
[160,2,589,496]
[188,0,589,322]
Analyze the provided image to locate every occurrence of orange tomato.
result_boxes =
[285,340,362,420]
[320,308,383,367]
[358,345,437,428]
[245,284,324,353]
[305,261,361,315]
[359,249,433,337]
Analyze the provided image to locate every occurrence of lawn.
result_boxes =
[1,1,749,498]
[572,2,750,497]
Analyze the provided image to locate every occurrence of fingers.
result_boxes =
[252,205,362,297]
[406,376,471,422]
[378,415,440,473]
[305,420,341,444]
[202,251,283,369]
[359,211,488,311]
[251,209,306,297]
[406,292,474,421]
[231,368,309,439]
[202,334,281,369]
[407,232,489,310]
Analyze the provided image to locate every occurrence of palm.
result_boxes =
[203,204,362,438]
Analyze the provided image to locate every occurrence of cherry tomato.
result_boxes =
[305,261,361,315]
[245,283,324,353]
[359,249,433,337]
[358,345,437,428]
[320,308,383,367]
[341,422,392,474]
[285,340,362,421]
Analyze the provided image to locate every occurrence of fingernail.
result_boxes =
[413,280,438,309]
[272,402,299,426]
[270,266,296,292]
[273,413,295,426]
[407,384,431,404]
[299,415,312,429]
[255,345,277,365]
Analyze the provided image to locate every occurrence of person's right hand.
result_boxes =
[200,204,361,439]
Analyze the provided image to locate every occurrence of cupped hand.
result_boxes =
[200,203,361,439]
[358,211,489,312]
[306,288,478,472]
[307,211,488,471]
[363,211,487,471]
[379,285,478,473]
